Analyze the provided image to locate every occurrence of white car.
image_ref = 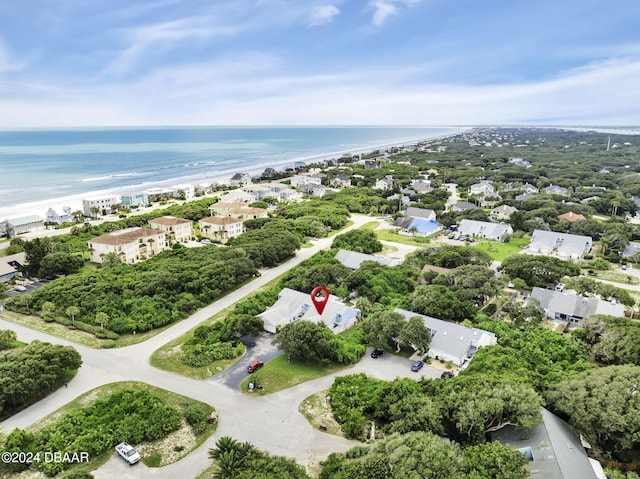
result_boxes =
[115,442,140,465]
[13,285,27,292]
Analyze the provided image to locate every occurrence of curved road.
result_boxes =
[0,214,432,478]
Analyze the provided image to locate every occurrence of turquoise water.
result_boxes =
[0,126,462,209]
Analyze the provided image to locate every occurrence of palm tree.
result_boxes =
[41,301,56,319]
[208,436,255,478]
[66,306,79,327]
[95,312,109,331]
[355,297,372,317]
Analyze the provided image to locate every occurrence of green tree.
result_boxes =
[545,365,640,460]
[38,251,84,277]
[331,229,383,254]
[65,306,80,327]
[362,311,405,351]
[96,312,109,331]
[273,321,340,364]
[0,329,17,350]
[398,315,431,354]
[41,301,56,318]
[411,284,477,322]
[499,255,580,287]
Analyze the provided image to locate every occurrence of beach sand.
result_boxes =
[0,130,468,221]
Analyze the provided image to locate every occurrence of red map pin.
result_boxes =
[310,286,330,315]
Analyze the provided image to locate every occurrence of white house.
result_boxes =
[395,309,497,367]
[0,215,46,237]
[82,196,119,217]
[334,249,402,270]
[544,184,569,196]
[458,219,513,241]
[469,181,495,196]
[218,189,258,203]
[529,287,625,327]
[88,227,167,264]
[259,287,360,334]
[121,193,149,208]
[290,175,322,188]
[490,205,517,221]
[528,230,592,259]
[229,172,252,186]
[375,177,394,191]
[45,206,72,225]
[405,207,437,222]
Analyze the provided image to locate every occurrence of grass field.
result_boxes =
[239,354,351,396]
[472,238,529,261]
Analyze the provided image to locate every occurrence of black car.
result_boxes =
[440,371,455,379]
[371,348,384,358]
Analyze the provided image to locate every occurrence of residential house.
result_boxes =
[520,183,539,194]
[148,216,193,243]
[508,157,531,167]
[227,207,268,219]
[469,181,496,196]
[121,193,149,208]
[243,184,277,200]
[529,287,625,327]
[172,184,195,200]
[0,252,25,282]
[405,207,437,222]
[490,205,517,221]
[330,175,352,188]
[493,408,604,479]
[334,249,402,270]
[374,177,395,191]
[45,206,72,225]
[199,217,244,243]
[528,230,592,259]
[580,196,600,205]
[457,219,513,241]
[257,182,300,201]
[259,287,360,334]
[209,201,249,216]
[544,184,569,196]
[301,184,331,197]
[217,189,257,203]
[515,192,538,201]
[290,174,322,188]
[229,172,252,186]
[88,227,167,264]
[142,187,185,202]
[451,201,477,212]
[82,196,119,217]
[0,216,45,238]
[557,212,586,222]
[621,242,640,260]
[395,308,497,367]
[363,159,380,169]
[410,179,433,193]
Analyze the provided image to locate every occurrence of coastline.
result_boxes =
[0,127,470,221]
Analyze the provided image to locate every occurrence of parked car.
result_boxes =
[371,348,384,358]
[440,371,455,379]
[411,360,424,372]
[201,239,212,245]
[115,442,140,465]
[247,360,264,373]
[13,285,27,292]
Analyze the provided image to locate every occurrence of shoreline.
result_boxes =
[0,127,470,221]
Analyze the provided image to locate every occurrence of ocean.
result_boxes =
[0,126,465,218]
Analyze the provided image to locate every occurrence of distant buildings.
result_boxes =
[229,173,253,186]
[208,202,268,219]
[121,193,149,208]
[88,227,167,264]
[198,217,244,243]
[82,196,119,217]
[45,206,72,225]
[557,211,586,222]
[259,287,360,334]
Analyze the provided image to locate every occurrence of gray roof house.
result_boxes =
[395,309,497,367]
[405,207,436,221]
[621,242,640,259]
[45,206,72,225]
[0,252,25,282]
[528,230,592,259]
[490,205,517,221]
[335,249,401,270]
[529,287,625,327]
[452,201,477,212]
[493,408,604,479]
[458,219,513,241]
[258,288,360,334]
[515,192,538,201]
[0,215,45,237]
[544,184,569,196]
[229,172,253,186]
[470,181,495,196]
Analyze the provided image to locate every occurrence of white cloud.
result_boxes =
[0,39,23,74]
[370,1,398,27]
[308,4,341,26]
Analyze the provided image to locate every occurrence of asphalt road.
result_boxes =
[0,214,436,478]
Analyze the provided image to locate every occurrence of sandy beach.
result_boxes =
[0,130,468,221]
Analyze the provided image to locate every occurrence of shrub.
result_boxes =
[184,405,207,434]
[101,340,116,349]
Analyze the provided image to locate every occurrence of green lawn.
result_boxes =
[472,238,529,262]
[239,354,351,396]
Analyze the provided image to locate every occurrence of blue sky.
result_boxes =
[0,0,639,127]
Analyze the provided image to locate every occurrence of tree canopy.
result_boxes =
[331,229,383,254]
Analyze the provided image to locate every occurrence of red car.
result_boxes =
[247,360,264,373]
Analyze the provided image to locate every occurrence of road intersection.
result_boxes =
[0,215,436,478]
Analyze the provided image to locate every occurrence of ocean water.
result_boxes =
[0,126,463,216]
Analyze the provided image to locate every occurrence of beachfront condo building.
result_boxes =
[148,216,193,243]
[199,217,244,243]
[121,193,149,208]
[82,196,120,217]
[88,227,167,264]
